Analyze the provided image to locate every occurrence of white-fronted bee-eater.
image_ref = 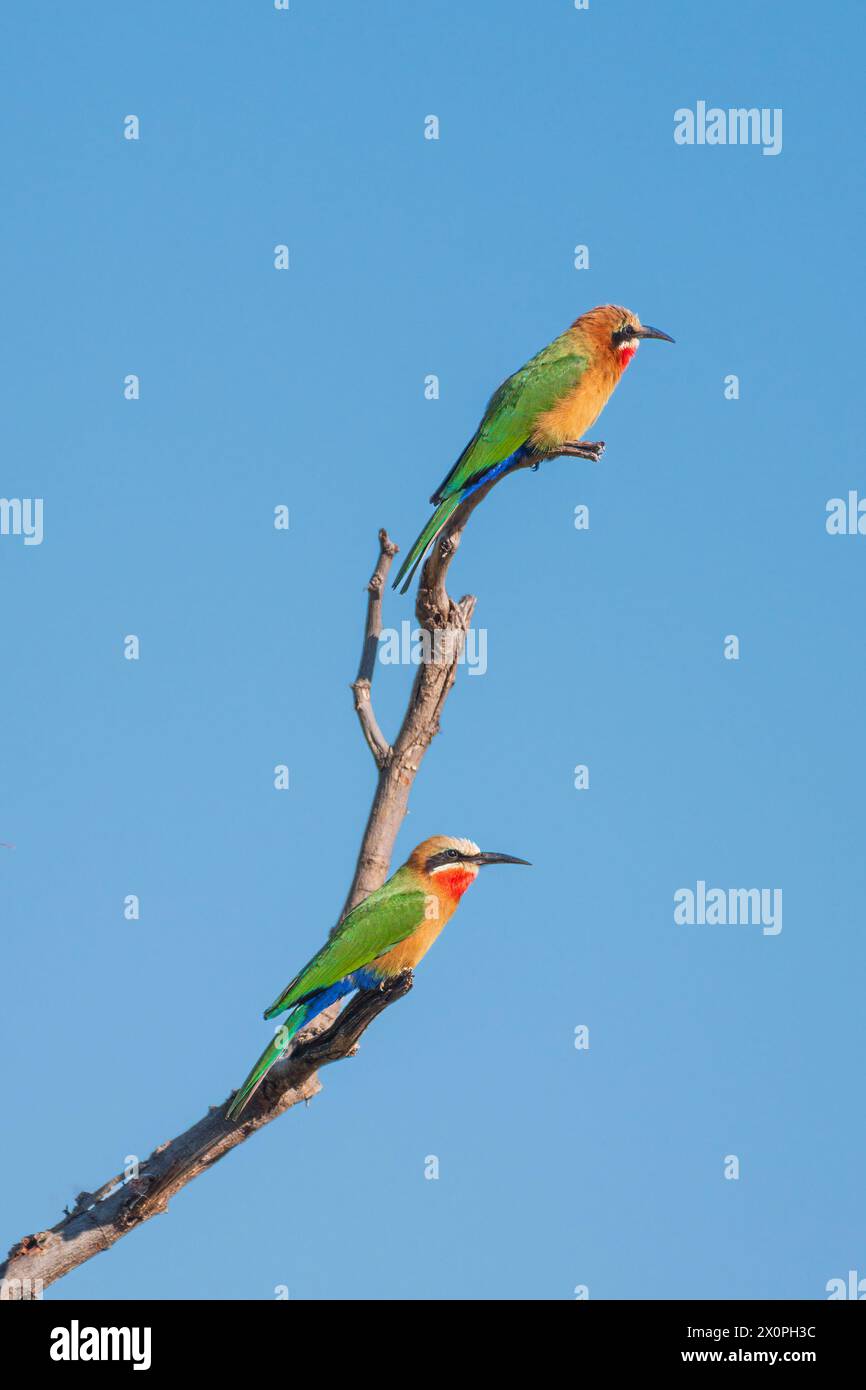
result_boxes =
[226,836,530,1120]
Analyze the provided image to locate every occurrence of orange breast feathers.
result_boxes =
[372,915,446,974]
[530,353,622,451]
[370,870,472,975]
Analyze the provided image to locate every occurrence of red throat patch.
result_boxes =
[436,867,476,901]
[618,344,637,370]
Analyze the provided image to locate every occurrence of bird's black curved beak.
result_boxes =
[636,324,675,343]
[474,851,532,867]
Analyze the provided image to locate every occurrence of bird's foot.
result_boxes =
[559,439,605,463]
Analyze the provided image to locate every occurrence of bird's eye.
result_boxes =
[447,848,459,859]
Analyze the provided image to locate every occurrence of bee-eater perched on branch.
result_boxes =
[226,836,530,1120]
[392,304,674,593]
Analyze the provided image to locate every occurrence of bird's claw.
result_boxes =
[567,439,605,462]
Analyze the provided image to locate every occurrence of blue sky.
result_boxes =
[2,0,864,1300]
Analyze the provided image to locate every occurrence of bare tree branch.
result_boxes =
[0,438,603,1299]
[351,528,398,769]
[0,518,473,1297]
[0,974,413,1299]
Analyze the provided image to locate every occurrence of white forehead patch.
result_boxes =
[454,838,480,858]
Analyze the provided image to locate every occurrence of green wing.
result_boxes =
[263,884,428,1019]
[431,342,589,503]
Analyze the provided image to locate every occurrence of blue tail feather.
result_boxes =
[459,445,529,499]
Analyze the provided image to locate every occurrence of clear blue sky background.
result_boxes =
[3,0,864,1301]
